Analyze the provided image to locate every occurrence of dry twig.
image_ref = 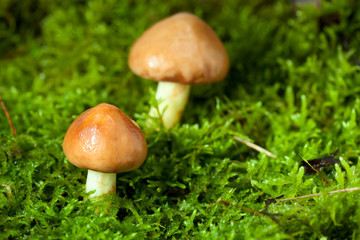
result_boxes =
[300,150,339,175]
[302,158,330,186]
[0,96,17,137]
[274,187,360,206]
[233,136,277,158]
[217,199,283,230]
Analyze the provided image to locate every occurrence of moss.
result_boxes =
[1,0,360,239]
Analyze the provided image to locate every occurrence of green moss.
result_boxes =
[1,0,360,239]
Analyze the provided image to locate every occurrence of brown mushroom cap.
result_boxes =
[63,103,147,173]
[128,12,229,85]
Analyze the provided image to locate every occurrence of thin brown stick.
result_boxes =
[217,199,260,214]
[233,136,277,158]
[0,96,17,137]
[217,199,283,230]
[275,187,360,205]
[303,158,330,186]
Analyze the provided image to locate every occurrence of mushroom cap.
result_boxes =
[63,103,147,173]
[128,12,229,85]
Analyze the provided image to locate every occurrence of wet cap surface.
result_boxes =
[63,103,147,173]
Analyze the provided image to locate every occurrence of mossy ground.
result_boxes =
[1,0,360,239]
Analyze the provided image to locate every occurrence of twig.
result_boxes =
[274,187,360,205]
[233,136,277,158]
[300,149,340,175]
[299,153,330,186]
[304,159,330,186]
[217,199,283,230]
[0,96,17,137]
[217,199,260,214]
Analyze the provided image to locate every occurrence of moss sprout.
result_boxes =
[1,0,360,238]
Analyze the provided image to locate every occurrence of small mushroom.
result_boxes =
[63,103,147,198]
[129,12,229,129]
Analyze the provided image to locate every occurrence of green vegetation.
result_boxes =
[1,0,360,239]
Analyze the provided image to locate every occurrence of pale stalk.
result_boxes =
[86,170,116,198]
[149,81,190,129]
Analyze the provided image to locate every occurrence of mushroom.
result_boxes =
[128,12,229,129]
[63,103,147,198]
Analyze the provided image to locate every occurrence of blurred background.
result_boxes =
[1,0,359,131]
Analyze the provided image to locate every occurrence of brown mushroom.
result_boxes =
[129,12,229,129]
[63,103,147,198]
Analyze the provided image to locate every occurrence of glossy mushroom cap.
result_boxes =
[63,103,147,173]
[128,12,229,85]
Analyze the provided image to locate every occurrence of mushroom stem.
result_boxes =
[86,170,116,198]
[149,81,190,129]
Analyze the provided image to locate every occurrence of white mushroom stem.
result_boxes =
[149,81,190,129]
[86,170,116,198]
